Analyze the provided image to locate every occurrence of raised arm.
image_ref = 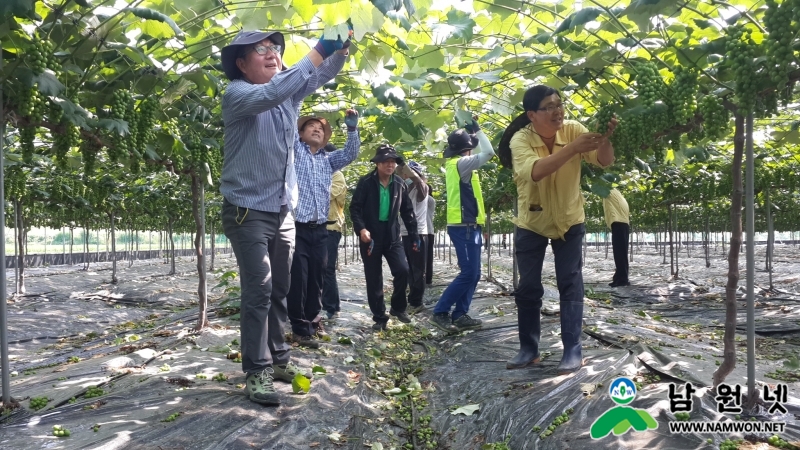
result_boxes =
[456,130,496,181]
[222,57,320,123]
[328,110,360,172]
[292,51,347,103]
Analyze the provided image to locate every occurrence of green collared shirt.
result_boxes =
[379,178,392,221]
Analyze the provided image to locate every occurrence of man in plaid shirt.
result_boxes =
[287,110,360,347]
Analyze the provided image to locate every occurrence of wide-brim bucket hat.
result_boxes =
[407,160,425,176]
[371,144,404,164]
[297,116,333,147]
[221,30,287,81]
[443,129,479,158]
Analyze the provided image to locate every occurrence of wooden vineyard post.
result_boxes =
[1,55,11,405]
[191,174,209,331]
[766,188,774,290]
[713,112,744,391]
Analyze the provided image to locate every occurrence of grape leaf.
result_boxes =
[450,404,480,416]
[125,8,184,39]
[351,0,384,41]
[292,374,311,394]
[553,7,603,35]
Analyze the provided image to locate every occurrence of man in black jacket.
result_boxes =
[350,144,419,331]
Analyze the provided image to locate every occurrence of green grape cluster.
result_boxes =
[84,386,104,398]
[52,425,71,437]
[137,98,158,148]
[758,87,779,118]
[414,413,435,449]
[109,90,133,162]
[162,117,179,136]
[651,137,667,163]
[52,126,70,168]
[186,133,208,172]
[725,25,758,115]
[763,0,795,90]
[610,121,633,159]
[171,153,184,174]
[539,408,574,439]
[29,396,49,410]
[719,438,743,450]
[592,104,616,134]
[49,176,63,202]
[698,95,729,141]
[208,147,223,180]
[80,136,102,174]
[20,126,36,162]
[669,66,698,125]
[635,62,663,107]
[18,87,45,122]
[48,99,63,123]
[26,38,57,75]
[125,99,140,158]
[767,435,797,449]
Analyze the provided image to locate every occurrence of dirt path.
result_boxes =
[0,242,798,449]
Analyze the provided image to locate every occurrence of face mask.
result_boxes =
[404,178,413,186]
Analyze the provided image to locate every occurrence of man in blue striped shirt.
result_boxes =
[288,110,360,348]
[219,28,351,407]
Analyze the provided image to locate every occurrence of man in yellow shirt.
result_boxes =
[497,85,617,375]
[602,188,630,287]
[322,150,347,319]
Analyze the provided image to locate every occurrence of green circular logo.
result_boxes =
[609,377,637,405]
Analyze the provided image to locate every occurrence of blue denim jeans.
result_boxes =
[433,225,482,320]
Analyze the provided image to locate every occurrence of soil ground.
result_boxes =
[0,238,799,450]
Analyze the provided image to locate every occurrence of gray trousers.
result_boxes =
[221,200,295,375]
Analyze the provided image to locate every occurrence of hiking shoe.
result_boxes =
[408,304,427,315]
[372,321,387,331]
[453,314,482,331]
[273,362,309,382]
[429,313,458,333]
[325,311,338,320]
[244,368,280,406]
[294,334,320,349]
[392,311,411,323]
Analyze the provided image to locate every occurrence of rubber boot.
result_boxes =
[557,301,584,374]
[506,304,541,369]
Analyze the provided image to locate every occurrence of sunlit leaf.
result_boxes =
[318,0,351,26]
[351,0,384,41]
[450,404,480,416]
[125,8,185,39]
[292,0,316,22]
[292,374,311,394]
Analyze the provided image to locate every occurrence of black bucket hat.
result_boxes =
[443,129,479,158]
[221,30,286,81]
[371,144,404,164]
